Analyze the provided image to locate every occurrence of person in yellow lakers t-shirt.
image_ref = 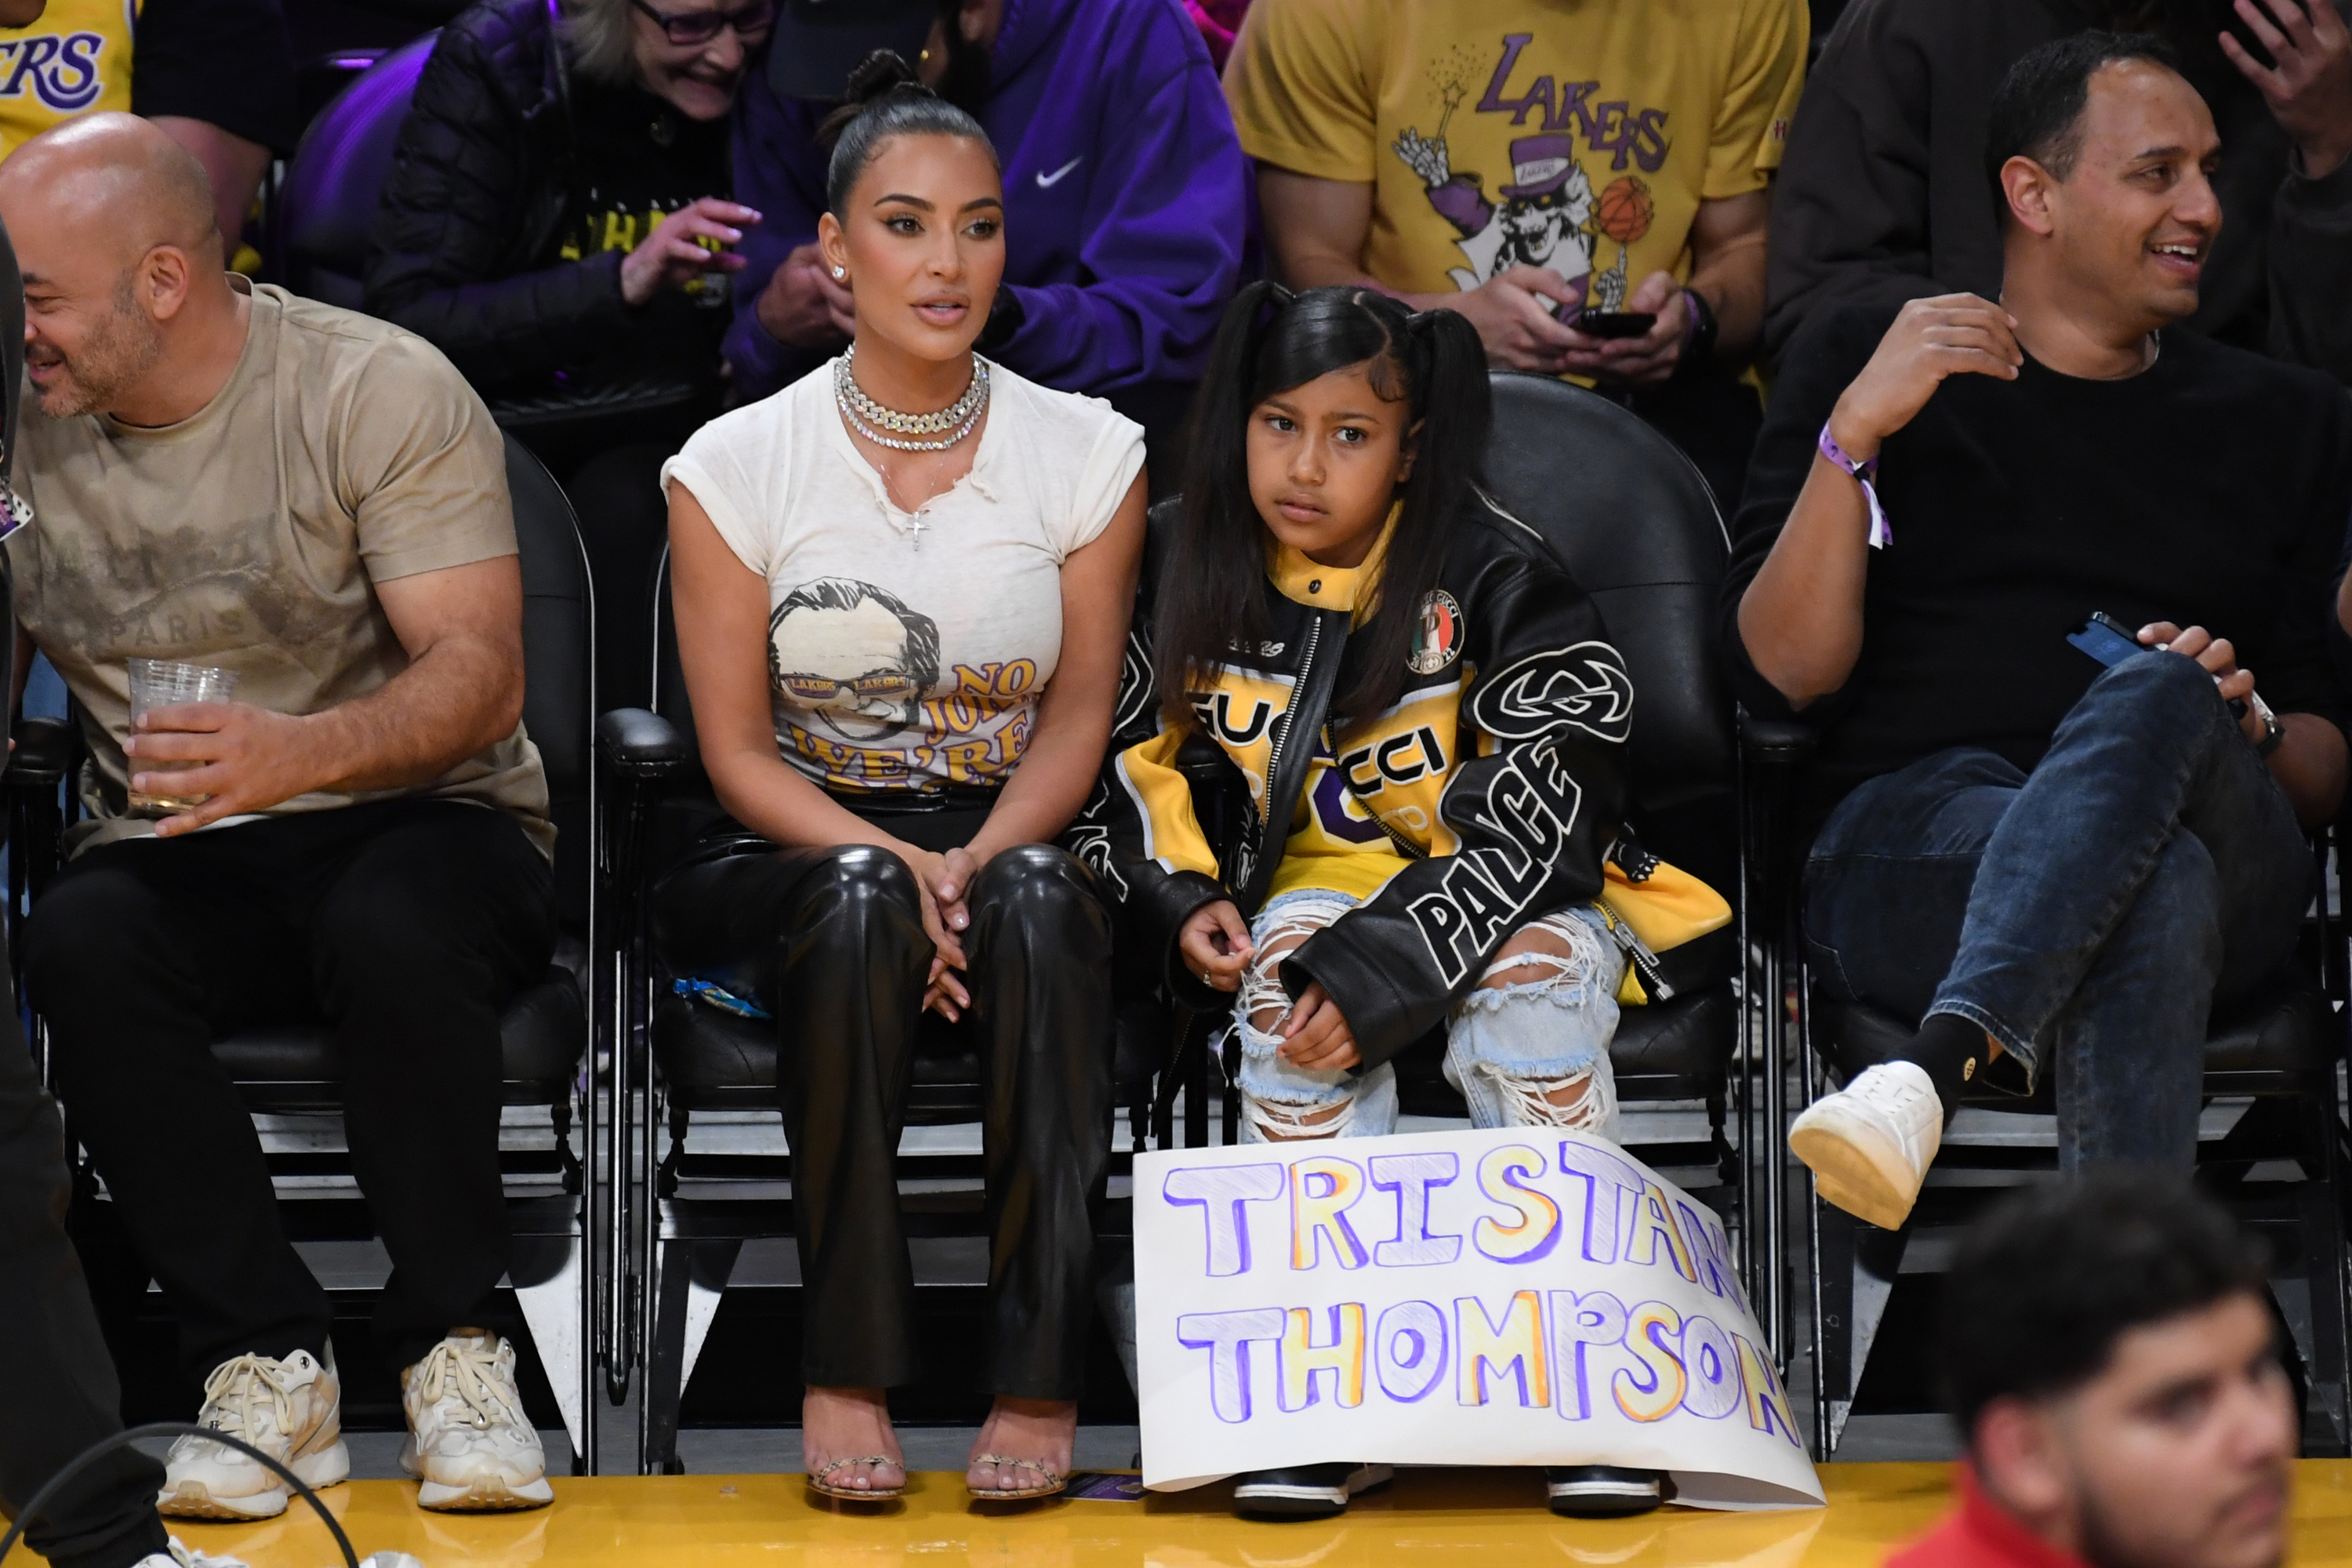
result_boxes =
[0,0,295,251]
[1225,0,1805,507]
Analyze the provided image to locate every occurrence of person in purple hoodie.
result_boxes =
[728,0,1249,491]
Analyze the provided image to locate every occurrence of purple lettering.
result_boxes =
[1550,80,1604,139]
[1176,1308,1285,1423]
[1633,108,1672,174]
[1163,1163,1286,1278]
[1369,1151,1462,1266]
[35,31,103,111]
[2,36,59,99]
[1475,33,1537,114]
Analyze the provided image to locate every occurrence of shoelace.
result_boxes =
[1473,1059,1617,1132]
[1853,1065,1933,1114]
[196,1354,298,1446]
[415,1338,521,1432]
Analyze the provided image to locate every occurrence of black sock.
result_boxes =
[1905,1012,1989,1122]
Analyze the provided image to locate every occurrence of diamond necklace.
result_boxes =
[834,343,989,452]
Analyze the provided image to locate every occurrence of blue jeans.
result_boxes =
[1232,890,1625,1140]
[1802,652,2314,1171]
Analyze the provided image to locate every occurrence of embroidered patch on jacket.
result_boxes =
[1407,590,1464,674]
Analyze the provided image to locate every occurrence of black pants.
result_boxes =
[0,948,168,1568]
[653,835,1113,1397]
[26,798,556,1381]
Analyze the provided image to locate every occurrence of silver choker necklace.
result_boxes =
[835,344,989,452]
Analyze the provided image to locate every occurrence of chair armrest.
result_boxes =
[1737,711,1818,771]
[5,714,77,791]
[597,708,688,781]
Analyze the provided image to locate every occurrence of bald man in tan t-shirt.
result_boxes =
[0,114,560,1519]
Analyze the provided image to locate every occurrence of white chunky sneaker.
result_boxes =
[400,1333,554,1512]
[1788,1060,1943,1230]
[158,1349,349,1520]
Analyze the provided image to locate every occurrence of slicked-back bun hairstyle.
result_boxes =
[817,49,999,219]
[1155,282,1491,731]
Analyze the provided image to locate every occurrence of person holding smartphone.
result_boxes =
[1727,33,2350,1232]
[1223,0,1806,510]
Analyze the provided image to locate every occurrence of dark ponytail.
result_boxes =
[817,50,999,217]
[1156,283,1491,731]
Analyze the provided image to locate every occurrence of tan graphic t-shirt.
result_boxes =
[8,279,553,857]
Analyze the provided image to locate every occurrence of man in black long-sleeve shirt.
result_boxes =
[1764,0,2352,383]
[1726,33,2351,1232]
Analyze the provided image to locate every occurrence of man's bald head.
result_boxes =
[3,112,246,422]
[0,111,219,281]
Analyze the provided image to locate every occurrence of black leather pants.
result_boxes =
[654,840,1114,1397]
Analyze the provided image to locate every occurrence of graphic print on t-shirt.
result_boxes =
[768,576,1036,792]
[1388,33,1672,315]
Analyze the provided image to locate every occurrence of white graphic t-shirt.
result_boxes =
[661,357,1144,794]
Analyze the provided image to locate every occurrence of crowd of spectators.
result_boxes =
[0,0,2350,1561]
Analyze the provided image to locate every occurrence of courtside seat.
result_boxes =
[1376,374,1742,1187]
[208,979,585,1110]
[649,999,991,1123]
[4,433,604,1468]
[1814,986,2338,1108]
[1740,718,2352,1460]
[597,550,1173,1472]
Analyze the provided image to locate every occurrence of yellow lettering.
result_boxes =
[1279,1304,1366,1410]
[1472,1145,1561,1262]
[1627,1181,1697,1280]
[1289,1156,1370,1269]
[1455,1291,1549,1407]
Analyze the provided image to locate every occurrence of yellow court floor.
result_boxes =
[35,1463,2352,1568]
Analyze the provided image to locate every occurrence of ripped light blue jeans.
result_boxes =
[1232,889,1627,1142]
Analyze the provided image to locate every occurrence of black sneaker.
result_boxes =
[1545,1465,1667,1517]
[1232,1462,1393,1519]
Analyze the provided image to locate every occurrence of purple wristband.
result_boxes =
[1817,421,1891,549]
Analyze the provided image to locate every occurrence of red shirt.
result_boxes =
[1889,1466,2092,1568]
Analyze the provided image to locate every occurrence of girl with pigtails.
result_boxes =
[1073,281,1668,1521]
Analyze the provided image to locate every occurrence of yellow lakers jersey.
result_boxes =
[0,0,136,158]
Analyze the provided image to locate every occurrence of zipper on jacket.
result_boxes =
[1599,904,1675,1002]
[1327,720,1428,862]
[1255,614,1321,855]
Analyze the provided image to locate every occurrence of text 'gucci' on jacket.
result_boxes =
[1067,490,1634,1071]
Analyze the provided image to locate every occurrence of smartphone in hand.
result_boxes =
[1573,310,1657,339]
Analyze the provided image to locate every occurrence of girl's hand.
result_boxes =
[1279,982,1359,1071]
[1178,900,1253,992]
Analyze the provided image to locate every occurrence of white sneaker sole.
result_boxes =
[158,1439,350,1520]
[1789,1102,1931,1231]
[416,1473,555,1512]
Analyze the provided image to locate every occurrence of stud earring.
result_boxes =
[833,266,846,280]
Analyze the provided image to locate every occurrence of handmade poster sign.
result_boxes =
[1133,1126,1824,1508]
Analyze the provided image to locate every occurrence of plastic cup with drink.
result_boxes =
[125,657,238,815]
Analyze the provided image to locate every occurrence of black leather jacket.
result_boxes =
[1069,493,1634,1071]
[363,0,662,396]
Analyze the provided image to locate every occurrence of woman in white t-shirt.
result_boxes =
[654,56,1146,1505]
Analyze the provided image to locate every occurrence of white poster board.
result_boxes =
[1134,1126,1824,1509]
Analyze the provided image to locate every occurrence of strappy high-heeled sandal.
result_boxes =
[808,1454,905,1501]
[967,1454,1065,1501]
